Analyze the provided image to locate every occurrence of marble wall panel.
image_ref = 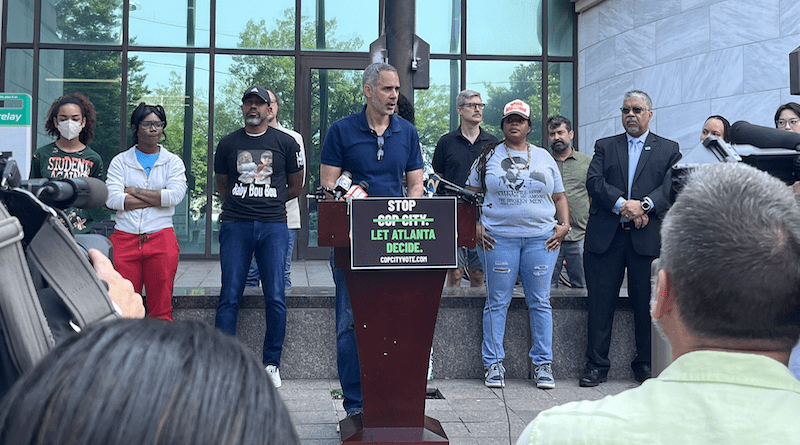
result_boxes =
[583,118,619,157]
[634,60,683,108]
[780,0,800,36]
[578,4,600,51]
[579,82,600,125]
[614,23,656,76]
[599,0,635,40]
[597,72,636,121]
[743,38,799,94]
[681,0,718,10]
[584,38,617,86]
[655,7,710,63]
[712,90,782,127]
[633,0,681,27]
[657,100,712,151]
[709,0,779,50]
[681,47,743,102]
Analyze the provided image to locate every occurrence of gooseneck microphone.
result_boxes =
[333,171,353,200]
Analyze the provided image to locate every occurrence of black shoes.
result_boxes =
[578,367,607,387]
[633,364,652,383]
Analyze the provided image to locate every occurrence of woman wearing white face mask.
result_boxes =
[30,92,105,234]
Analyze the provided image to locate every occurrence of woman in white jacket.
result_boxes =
[106,103,187,321]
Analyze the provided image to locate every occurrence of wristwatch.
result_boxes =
[641,196,653,213]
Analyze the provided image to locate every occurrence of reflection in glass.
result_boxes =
[467,60,574,147]
[414,59,461,162]
[216,0,294,49]
[308,68,364,245]
[467,0,542,56]
[300,0,375,51]
[548,0,573,57]
[6,0,35,43]
[40,0,123,44]
[417,0,461,54]
[4,49,34,95]
[126,52,210,254]
[128,0,210,47]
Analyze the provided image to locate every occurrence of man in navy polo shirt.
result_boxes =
[320,62,424,417]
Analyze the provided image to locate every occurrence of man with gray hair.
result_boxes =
[432,89,498,287]
[580,90,681,387]
[320,62,424,417]
[517,163,800,444]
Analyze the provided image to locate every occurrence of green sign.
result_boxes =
[350,197,457,270]
[0,93,33,177]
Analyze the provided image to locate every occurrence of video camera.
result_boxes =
[672,121,800,193]
[0,152,111,255]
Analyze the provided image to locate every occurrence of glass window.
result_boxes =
[6,0,35,42]
[128,0,210,47]
[40,0,123,45]
[128,52,210,254]
[3,49,34,95]
[300,0,376,51]
[466,0,542,56]
[216,0,295,49]
[548,0,573,57]
[415,59,461,157]
[467,60,545,146]
[417,0,461,54]
[547,62,574,128]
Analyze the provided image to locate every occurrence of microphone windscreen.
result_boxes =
[71,177,109,209]
[728,121,800,150]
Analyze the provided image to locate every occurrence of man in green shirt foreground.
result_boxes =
[517,162,800,445]
[547,115,590,288]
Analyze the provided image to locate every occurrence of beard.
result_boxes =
[245,115,264,127]
[551,141,569,153]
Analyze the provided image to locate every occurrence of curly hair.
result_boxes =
[43,92,96,145]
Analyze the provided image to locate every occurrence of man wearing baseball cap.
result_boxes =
[213,85,305,388]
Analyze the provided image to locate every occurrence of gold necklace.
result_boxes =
[503,143,531,170]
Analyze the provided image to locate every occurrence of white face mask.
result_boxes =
[57,120,83,140]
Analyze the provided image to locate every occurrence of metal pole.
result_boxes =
[384,0,415,102]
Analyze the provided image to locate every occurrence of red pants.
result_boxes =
[110,227,179,321]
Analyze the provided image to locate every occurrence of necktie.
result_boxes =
[628,139,642,197]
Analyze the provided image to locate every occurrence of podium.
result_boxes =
[318,198,475,445]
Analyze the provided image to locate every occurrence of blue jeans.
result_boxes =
[216,221,288,366]
[551,238,586,288]
[331,251,363,414]
[248,228,297,289]
[480,231,558,369]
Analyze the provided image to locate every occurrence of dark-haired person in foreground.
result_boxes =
[0,319,300,445]
[106,103,187,321]
[517,163,800,444]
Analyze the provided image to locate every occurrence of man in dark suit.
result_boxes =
[579,90,681,387]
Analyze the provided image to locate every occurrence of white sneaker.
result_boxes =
[265,364,282,388]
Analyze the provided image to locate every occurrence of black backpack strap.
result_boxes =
[25,214,119,328]
[0,202,53,374]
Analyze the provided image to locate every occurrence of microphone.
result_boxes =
[34,177,109,209]
[344,181,369,199]
[424,175,440,197]
[333,171,352,200]
[728,121,800,150]
[430,173,481,204]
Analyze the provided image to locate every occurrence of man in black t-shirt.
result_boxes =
[213,86,304,388]
[432,89,498,288]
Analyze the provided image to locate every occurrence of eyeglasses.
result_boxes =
[620,107,645,115]
[376,135,384,161]
[140,121,165,129]
[461,103,486,110]
[776,118,800,129]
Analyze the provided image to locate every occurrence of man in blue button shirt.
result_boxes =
[319,62,424,417]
